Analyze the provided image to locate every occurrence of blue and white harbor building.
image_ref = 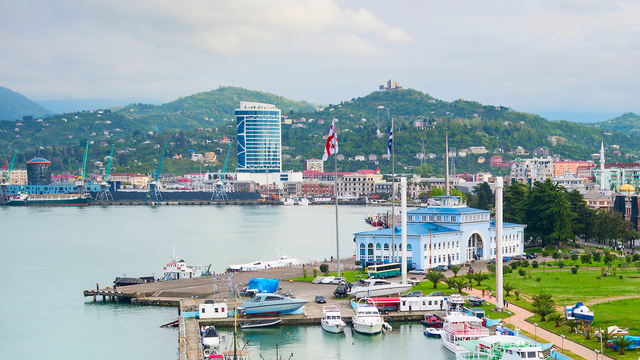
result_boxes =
[354,197,526,268]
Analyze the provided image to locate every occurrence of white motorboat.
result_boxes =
[447,293,465,309]
[565,301,594,322]
[201,325,221,348]
[228,252,300,272]
[241,293,307,315]
[321,305,346,333]
[351,300,384,335]
[455,335,546,360]
[424,327,444,338]
[347,279,412,298]
[441,311,490,353]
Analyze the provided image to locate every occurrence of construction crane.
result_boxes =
[146,143,167,203]
[96,144,114,201]
[76,141,90,195]
[1,150,17,200]
[211,140,232,201]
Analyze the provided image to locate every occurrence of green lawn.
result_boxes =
[526,298,640,360]
[492,269,640,304]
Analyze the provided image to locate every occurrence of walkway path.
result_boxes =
[464,287,615,360]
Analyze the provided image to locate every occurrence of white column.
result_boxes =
[401,177,407,285]
[495,177,504,311]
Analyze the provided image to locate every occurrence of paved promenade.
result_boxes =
[464,287,615,360]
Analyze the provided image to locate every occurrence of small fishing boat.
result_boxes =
[467,295,485,306]
[424,327,444,338]
[321,305,347,333]
[421,313,442,328]
[201,325,221,348]
[240,318,282,329]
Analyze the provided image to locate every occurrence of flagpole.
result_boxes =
[391,114,395,263]
[335,153,340,278]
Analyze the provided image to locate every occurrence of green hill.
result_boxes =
[0,86,54,121]
[0,86,637,178]
[593,112,640,134]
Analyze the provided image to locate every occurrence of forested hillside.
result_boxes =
[0,86,54,120]
[1,87,637,178]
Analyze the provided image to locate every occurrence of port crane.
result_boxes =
[96,144,115,202]
[1,149,17,200]
[211,140,232,201]
[76,141,90,195]
[146,143,167,203]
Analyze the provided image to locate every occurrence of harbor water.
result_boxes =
[0,205,454,359]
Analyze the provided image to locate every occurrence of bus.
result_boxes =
[366,263,402,278]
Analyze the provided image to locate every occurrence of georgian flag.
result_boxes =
[387,128,393,160]
[322,118,338,161]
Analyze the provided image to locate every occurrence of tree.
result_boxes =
[504,182,529,224]
[472,271,489,286]
[514,289,521,300]
[612,335,635,355]
[446,276,469,293]
[532,293,556,322]
[524,179,575,247]
[581,254,592,270]
[547,313,564,327]
[319,263,329,275]
[468,182,494,210]
[424,271,446,288]
[503,282,517,297]
[450,265,462,277]
[486,264,496,275]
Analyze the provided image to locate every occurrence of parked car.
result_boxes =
[315,295,326,304]
[433,265,448,272]
[487,259,496,264]
[525,253,537,259]
[569,250,579,254]
[408,268,427,275]
[329,277,346,284]
[502,256,510,262]
[428,291,445,297]
[402,290,424,297]
[512,255,524,261]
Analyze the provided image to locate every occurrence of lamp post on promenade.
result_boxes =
[533,323,538,342]
[561,334,565,353]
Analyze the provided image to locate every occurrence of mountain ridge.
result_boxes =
[0,86,54,120]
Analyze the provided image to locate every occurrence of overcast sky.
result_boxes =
[2,0,639,121]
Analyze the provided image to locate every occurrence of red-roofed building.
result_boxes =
[554,161,590,177]
[490,156,503,167]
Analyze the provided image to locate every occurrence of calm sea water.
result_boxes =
[0,205,454,360]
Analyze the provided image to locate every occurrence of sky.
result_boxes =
[2,0,640,122]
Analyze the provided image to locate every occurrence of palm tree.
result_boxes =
[535,276,542,291]
[424,271,446,289]
[450,265,462,277]
[503,282,517,297]
[565,319,580,334]
[448,276,469,293]
[514,289,521,301]
[532,293,556,322]
[612,335,635,355]
[547,313,564,327]
[472,271,490,286]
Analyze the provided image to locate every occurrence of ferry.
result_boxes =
[441,311,490,353]
[163,244,201,280]
[7,192,91,206]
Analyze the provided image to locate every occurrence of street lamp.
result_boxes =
[429,228,433,272]
[561,334,565,353]
[533,323,538,342]
[595,349,600,360]
[507,312,512,326]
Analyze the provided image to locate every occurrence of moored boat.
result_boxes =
[424,327,444,338]
[421,313,442,328]
[163,245,201,280]
[321,305,346,333]
[441,311,490,353]
[6,192,90,206]
[201,325,221,348]
[351,299,384,335]
[347,278,412,298]
[240,318,282,329]
[467,295,485,306]
[240,293,307,315]
[447,293,466,310]
[455,334,548,360]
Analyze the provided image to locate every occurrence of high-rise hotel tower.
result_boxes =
[236,101,282,173]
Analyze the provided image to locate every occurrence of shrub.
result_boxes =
[522,260,530,268]
[518,269,526,277]
[571,267,578,274]
[603,248,611,256]
[570,253,579,261]
[532,261,539,268]
[313,268,318,277]
[633,253,640,262]
[354,260,362,267]
[558,261,565,268]
[319,263,329,274]
[601,267,606,276]
[510,262,519,270]
[303,269,307,278]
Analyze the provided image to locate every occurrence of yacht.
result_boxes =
[565,302,594,322]
[351,300,384,335]
[441,311,490,353]
[241,293,307,315]
[447,293,465,310]
[455,335,547,360]
[227,252,300,272]
[347,279,412,298]
[321,305,347,333]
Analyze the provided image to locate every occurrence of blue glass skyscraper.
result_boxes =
[236,101,282,173]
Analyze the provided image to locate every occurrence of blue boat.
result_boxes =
[241,293,307,315]
[565,302,594,322]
